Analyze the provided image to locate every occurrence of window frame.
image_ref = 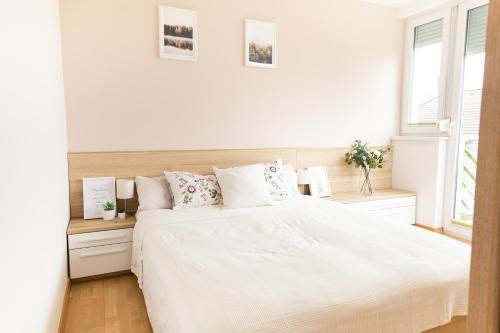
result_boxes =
[442,0,489,239]
[401,8,453,135]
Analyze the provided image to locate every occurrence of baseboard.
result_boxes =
[414,224,444,234]
[70,270,131,284]
[443,231,472,244]
[58,279,71,333]
[423,316,467,333]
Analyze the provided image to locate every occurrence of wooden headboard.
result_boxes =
[68,147,392,218]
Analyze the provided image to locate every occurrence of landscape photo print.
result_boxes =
[159,6,197,61]
[245,19,277,68]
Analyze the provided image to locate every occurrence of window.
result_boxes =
[402,10,451,134]
[429,0,490,239]
[451,3,488,228]
[401,0,489,238]
[410,20,443,124]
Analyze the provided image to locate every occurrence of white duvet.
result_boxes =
[132,196,470,333]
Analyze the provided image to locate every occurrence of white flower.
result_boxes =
[373,150,381,157]
[362,156,366,160]
[352,150,357,154]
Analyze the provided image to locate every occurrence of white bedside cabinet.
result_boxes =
[67,217,136,280]
[326,189,417,225]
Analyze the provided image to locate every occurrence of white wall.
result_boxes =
[391,136,448,229]
[0,1,69,332]
[60,0,404,152]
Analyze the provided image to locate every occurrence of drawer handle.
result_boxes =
[80,247,128,258]
[78,233,128,243]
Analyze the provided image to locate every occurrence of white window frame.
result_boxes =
[442,0,489,240]
[401,8,452,135]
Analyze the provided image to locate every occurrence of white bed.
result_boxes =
[131,196,470,333]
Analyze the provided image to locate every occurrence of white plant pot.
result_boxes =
[102,209,116,221]
[118,212,126,220]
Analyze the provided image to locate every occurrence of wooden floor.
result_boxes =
[63,274,152,333]
[62,274,465,333]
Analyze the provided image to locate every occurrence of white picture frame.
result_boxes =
[83,177,116,220]
[245,19,277,68]
[159,6,197,62]
[307,167,332,197]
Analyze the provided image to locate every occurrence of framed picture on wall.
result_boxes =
[308,167,332,197]
[245,19,277,68]
[159,6,197,61]
[83,177,116,219]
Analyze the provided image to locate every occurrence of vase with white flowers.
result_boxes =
[345,140,390,195]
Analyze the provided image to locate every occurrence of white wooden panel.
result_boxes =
[69,242,132,279]
[369,206,416,224]
[345,196,417,225]
[347,196,416,211]
[68,228,133,250]
[391,136,447,229]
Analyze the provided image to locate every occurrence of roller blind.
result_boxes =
[414,19,443,49]
[466,5,489,56]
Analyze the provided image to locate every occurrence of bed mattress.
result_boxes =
[132,196,470,333]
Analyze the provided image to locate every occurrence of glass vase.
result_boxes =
[360,168,373,195]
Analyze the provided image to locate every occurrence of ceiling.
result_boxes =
[363,0,418,7]
[363,0,449,17]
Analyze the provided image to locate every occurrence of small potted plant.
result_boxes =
[345,140,390,195]
[102,201,116,221]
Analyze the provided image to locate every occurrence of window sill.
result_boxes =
[391,135,449,142]
[407,122,438,126]
[452,219,473,229]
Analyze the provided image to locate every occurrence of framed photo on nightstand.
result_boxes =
[83,177,116,220]
[308,166,332,197]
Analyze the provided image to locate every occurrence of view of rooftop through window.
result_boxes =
[409,19,444,124]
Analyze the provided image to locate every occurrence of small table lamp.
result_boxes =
[117,179,134,218]
[298,169,310,195]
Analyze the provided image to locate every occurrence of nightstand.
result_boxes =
[67,216,136,280]
[325,189,417,224]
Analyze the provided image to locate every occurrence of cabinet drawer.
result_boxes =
[69,242,132,279]
[369,206,416,224]
[68,228,133,250]
[347,196,416,211]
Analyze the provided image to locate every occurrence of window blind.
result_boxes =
[466,5,489,56]
[414,19,443,49]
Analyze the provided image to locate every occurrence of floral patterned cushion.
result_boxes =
[164,171,223,209]
[263,160,289,201]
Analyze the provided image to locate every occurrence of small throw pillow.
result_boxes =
[213,164,274,209]
[164,171,222,209]
[263,160,289,201]
[135,176,173,212]
[283,164,301,197]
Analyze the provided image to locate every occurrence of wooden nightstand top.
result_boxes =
[67,216,137,235]
[325,189,416,204]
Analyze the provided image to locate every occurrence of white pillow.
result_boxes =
[164,171,222,209]
[283,164,301,197]
[135,176,173,212]
[263,159,289,201]
[213,164,274,209]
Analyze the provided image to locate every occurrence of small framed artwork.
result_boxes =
[245,19,277,68]
[308,167,332,197]
[83,177,116,220]
[159,6,197,61]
